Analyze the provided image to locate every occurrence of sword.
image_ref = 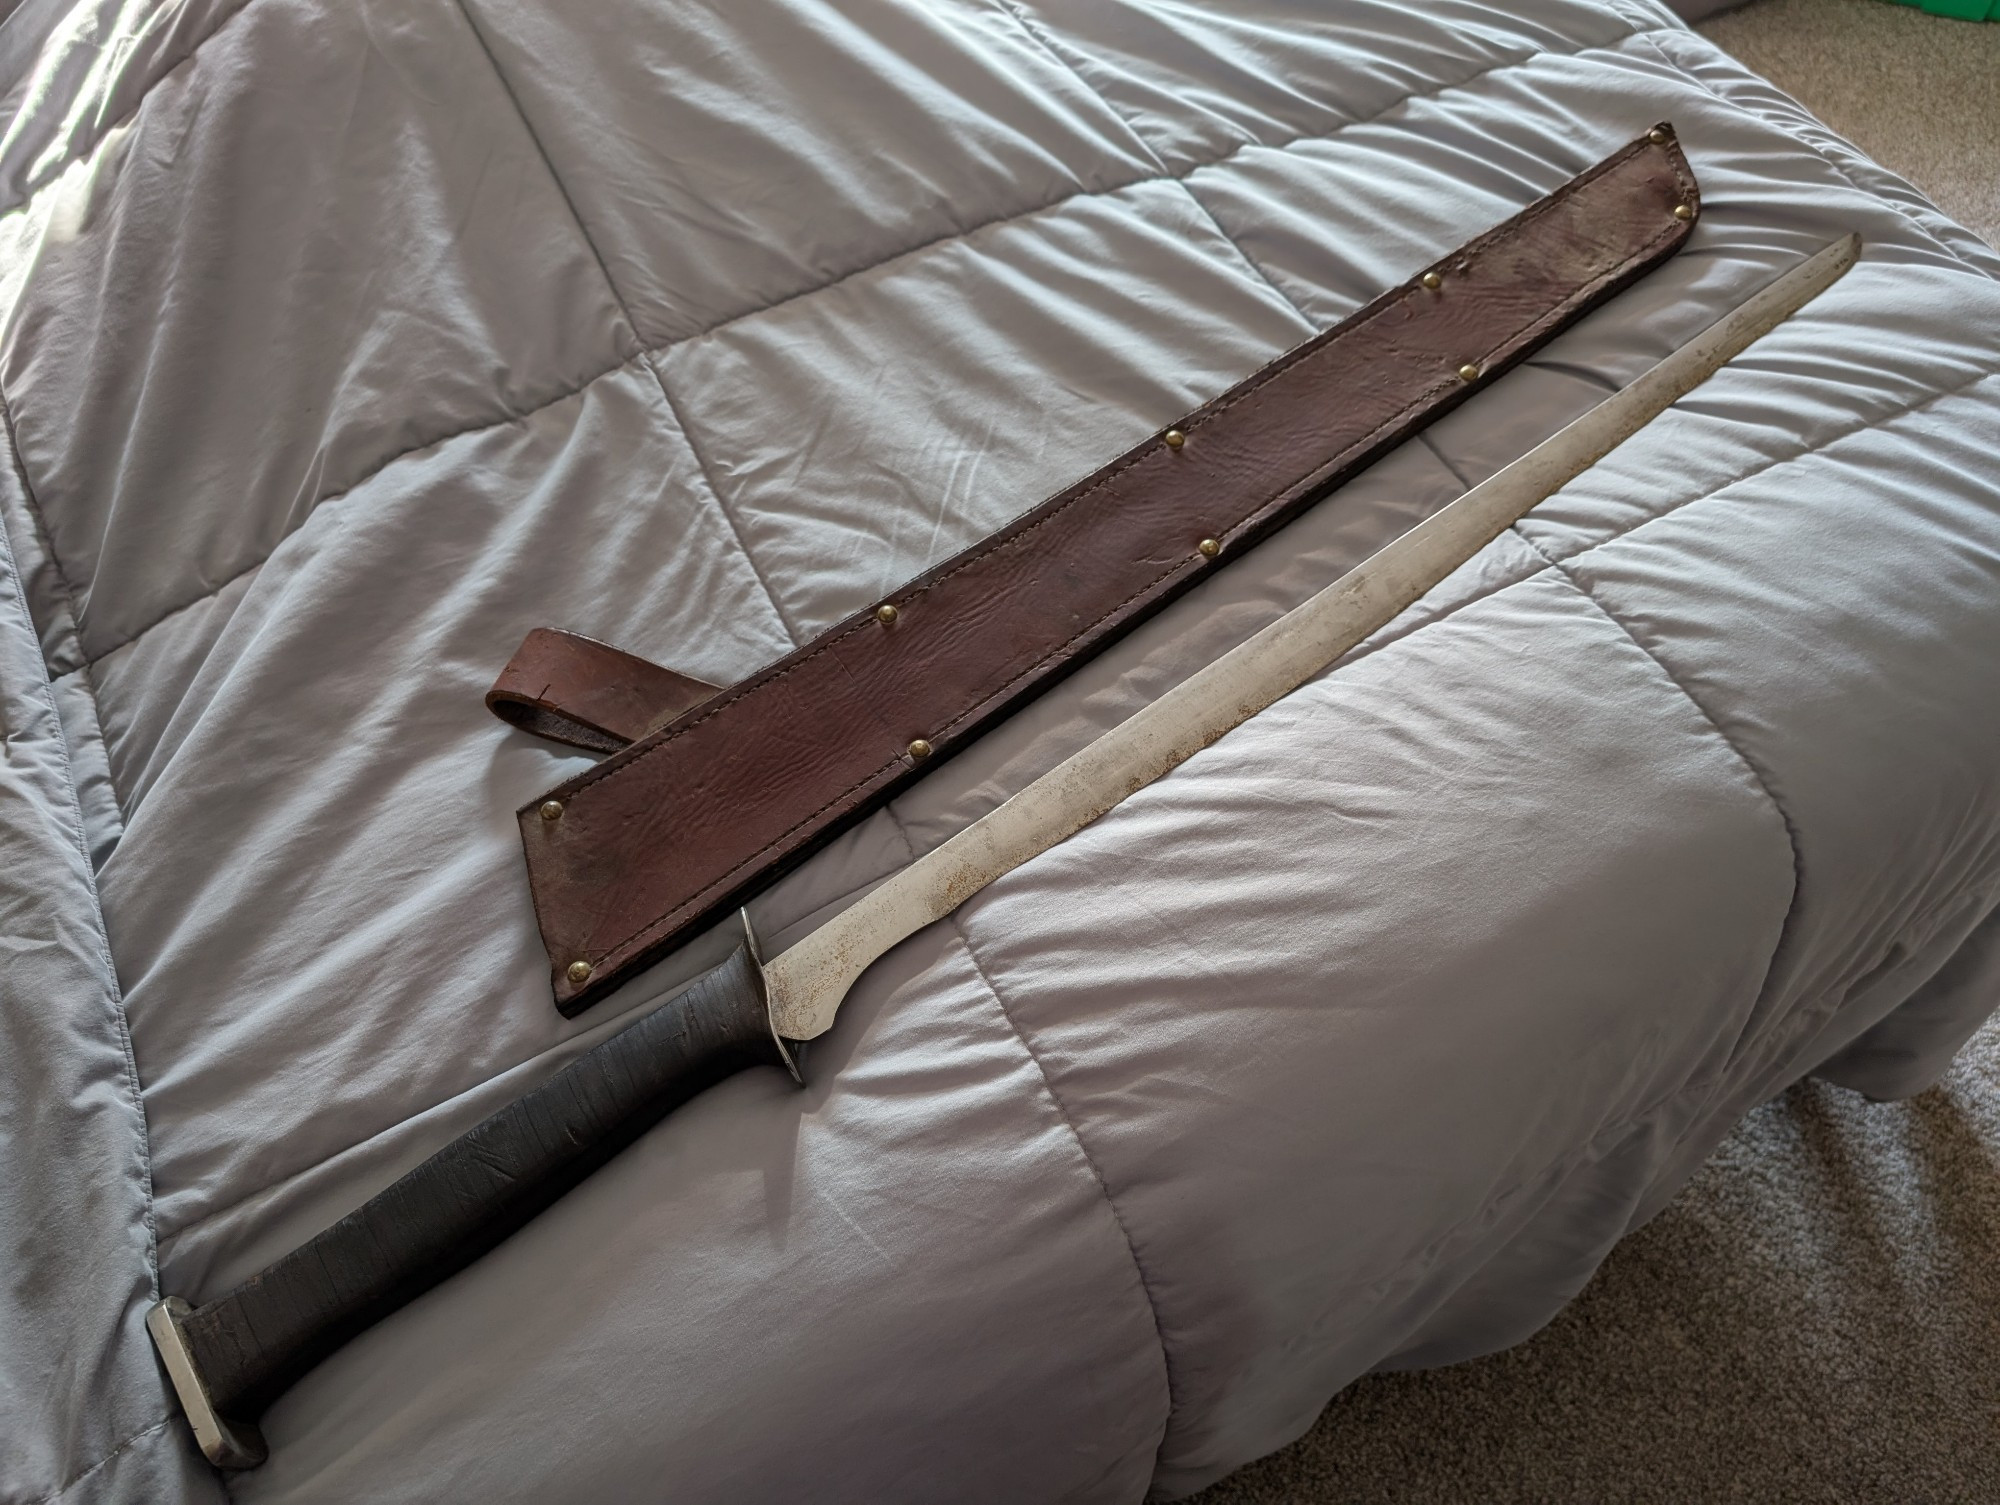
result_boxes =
[149,234,1859,1468]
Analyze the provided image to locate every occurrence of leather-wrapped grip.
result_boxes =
[171,944,786,1435]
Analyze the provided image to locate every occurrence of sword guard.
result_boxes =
[741,908,805,1084]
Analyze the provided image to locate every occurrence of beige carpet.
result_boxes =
[1702,0,2000,249]
[1193,6,2000,1499]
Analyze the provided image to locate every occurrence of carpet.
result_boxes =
[1191,5,2000,1498]
[1700,0,2000,249]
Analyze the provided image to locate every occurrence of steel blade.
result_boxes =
[765,234,1860,1041]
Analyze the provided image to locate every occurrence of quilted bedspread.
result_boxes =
[3,0,1997,1500]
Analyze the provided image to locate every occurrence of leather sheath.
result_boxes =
[514,128,1700,1015]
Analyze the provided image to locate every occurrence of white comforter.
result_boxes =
[3,1,1997,1500]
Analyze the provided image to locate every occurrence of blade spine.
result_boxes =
[767,235,1860,1039]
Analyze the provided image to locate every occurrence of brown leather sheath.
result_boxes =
[514,128,1699,1015]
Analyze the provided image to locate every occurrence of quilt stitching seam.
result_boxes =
[1557,365,2000,569]
[66,353,655,676]
[0,404,158,1285]
[1518,532,1807,1059]
[28,1418,176,1505]
[0,391,126,832]
[889,780,1178,1452]
[1252,877,2000,1397]
[944,916,1179,1447]
[0,413,173,1502]
[1723,882,2000,1099]
[0,0,261,218]
[987,0,1332,338]
[52,20,1666,675]
[664,16,1653,354]
[444,0,799,650]
[988,0,1171,173]
[640,354,801,644]
[1169,176,1323,333]
[1337,366,2000,677]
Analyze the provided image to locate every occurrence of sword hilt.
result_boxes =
[151,930,796,1467]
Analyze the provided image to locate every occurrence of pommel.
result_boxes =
[146,1297,269,1469]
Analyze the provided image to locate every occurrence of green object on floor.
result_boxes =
[1881,0,2000,21]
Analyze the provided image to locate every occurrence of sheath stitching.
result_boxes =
[46,21,1671,677]
[557,153,1691,972]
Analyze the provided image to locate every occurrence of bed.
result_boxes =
[3,0,1997,1500]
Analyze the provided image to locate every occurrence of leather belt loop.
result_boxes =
[487,627,722,754]
[514,127,1702,1015]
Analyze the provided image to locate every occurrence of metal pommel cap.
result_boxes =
[147,1298,269,1468]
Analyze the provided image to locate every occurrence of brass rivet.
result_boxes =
[1457,363,1481,383]
[907,738,933,761]
[566,960,593,986]
[1420,271,1442,291]
[1673,203,1693,221]
[1197,537,1220,559]
[539,800,564,822]
[1648,127,1668,146]
[1163,428,1186,450]
[876,603,899,625]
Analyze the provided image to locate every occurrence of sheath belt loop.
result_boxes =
[487,627,723,754]
[514,126,1703,1015]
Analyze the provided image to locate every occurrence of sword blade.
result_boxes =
[766,232,1860,1040]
